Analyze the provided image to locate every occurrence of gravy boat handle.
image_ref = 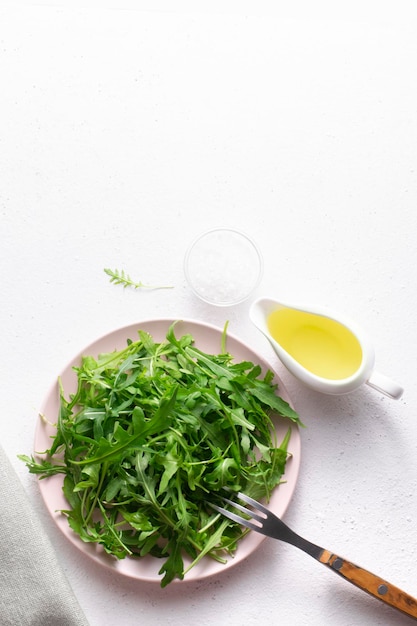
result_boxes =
[366,371,404,400]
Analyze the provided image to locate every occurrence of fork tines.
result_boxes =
[210,491,269,534]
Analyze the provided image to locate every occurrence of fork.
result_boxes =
[211,491,417,621]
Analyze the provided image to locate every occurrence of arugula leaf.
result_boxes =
[104,268,173,291]
[20,322,302,586]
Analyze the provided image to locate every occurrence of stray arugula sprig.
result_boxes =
[20,322,300,587]
[104,268,173,290]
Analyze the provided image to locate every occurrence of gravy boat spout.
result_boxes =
[249,297,403,399]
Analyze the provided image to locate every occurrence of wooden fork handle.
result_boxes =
[318,549,417,620]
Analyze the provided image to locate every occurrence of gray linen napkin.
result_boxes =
[0,445,89,626]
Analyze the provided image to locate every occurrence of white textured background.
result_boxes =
[1,2,417,625]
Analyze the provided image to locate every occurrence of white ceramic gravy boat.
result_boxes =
[249,297,403,399]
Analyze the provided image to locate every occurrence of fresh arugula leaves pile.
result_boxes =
[20,322,301,587]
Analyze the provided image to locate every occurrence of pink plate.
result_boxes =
[34,318,301,583]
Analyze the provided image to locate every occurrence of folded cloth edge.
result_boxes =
[0,444,90,626]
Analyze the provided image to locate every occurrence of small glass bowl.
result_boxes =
[184,228,263,306]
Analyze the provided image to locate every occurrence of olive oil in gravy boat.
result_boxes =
[249,297,403,399]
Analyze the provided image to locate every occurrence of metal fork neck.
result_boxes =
[272,524,323,560]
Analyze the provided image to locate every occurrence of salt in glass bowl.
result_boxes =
[184,228,263,306]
